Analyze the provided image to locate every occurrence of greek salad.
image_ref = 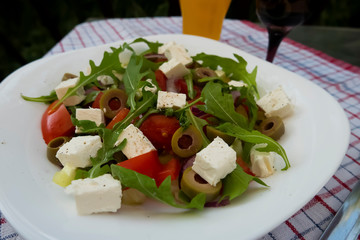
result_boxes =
[22,38,293,215]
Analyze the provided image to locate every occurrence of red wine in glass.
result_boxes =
[256,0,308,62]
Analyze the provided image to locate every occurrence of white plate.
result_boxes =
[0,34,350,240]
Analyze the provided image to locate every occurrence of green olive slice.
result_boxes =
[258,116,285,140]
[193,67,216,86]
[206,125,235,145]
[254,107,266,130]
[99,89,128,119]
[47,136,70,167]
[181,167,222,202]
[185,61,201,69]
[171,125,202,158]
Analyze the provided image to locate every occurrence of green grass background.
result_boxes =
[0,0,359,81]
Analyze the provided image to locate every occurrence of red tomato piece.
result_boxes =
[156,158,181,185]
[41,100,75,144]
[117,150,162,180]
[106,108,130,129]
[140,114,180,151]
[236,156,255,176]
[155,69,167,91]
[91,91,104,108]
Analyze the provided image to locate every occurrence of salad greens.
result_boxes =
[111,165,206,209]
[198,81,248,129]
[193,53,259,98]
[217,123,290,170]
[24,37,291,212]
[221,165,267,201]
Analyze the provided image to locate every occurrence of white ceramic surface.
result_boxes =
[0,34,350,240]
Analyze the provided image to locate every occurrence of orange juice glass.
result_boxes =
[179,0,231,40]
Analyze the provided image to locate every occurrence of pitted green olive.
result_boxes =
[255,108,266,130]
[47,136,70,167]
[186,61,201,69]
[206,125,235,145]
[180,167,222,202]
[193,67,216,86]
[171,125,202,158]
[99,89,128,119]
[258,116,285,140]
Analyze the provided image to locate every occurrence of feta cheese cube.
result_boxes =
[56,135,102,168]
[156,91,186,110]
[192,137,237,186]
[54,77,86,106]
[250,145,275,178]
[65,174,122,215]
[118,48,133,67]
[115,124,155,159]
[164,45,192,65]
[256,86,293,118]
[228,80,248,88]
[159,58,190,80]
[136,79,158,99]
[112,70,123,81]
[143,79,157,93]
[97,75,114,85]
[158,41,176,54]
[75,108,105,133]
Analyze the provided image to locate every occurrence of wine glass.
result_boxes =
[256,0,309,62]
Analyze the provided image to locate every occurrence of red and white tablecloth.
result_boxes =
[1,17,359,240]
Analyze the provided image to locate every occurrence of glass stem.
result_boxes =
[266,27,290,62]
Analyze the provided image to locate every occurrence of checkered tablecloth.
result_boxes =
[1,17,359,240]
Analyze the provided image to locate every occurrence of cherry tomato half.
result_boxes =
[140,114,180,151]
[156,157,181,185]
[106,108,130,129]
[91,91,104,108]
[155,69,167,91]
[117,150,162,180]
[237,156,255,176]
[41,100,75,144]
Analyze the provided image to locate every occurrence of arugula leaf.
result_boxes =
[81,90,100,107]
[111,165,206,209]
[221,165,268,201]
[184,73,195,99]
[238,86,258,129]
[89,130,126,178]
[74,169,90,180]
[217,122,290,170]
[131,38,163,54]
[242,142,255,164]
[123,54,151,109]
[113,91,157,131]
[197,82,248,129]
[184,108,210,147]
[21,90,57,104]
[193,53,258,97]
[134,108,159,128]
[71,118,126,178]
[54,45,125,108]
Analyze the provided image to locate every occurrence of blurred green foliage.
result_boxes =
[0,0,359,81]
